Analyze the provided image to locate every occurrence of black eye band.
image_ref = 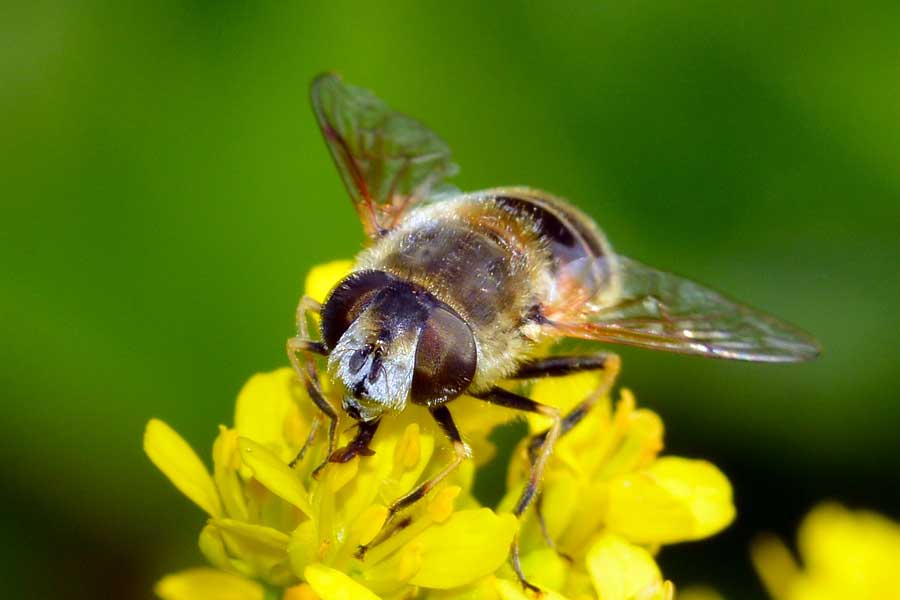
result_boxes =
[320,270,397,350]
[411,306,477,406]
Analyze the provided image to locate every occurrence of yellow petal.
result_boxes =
[155,567,263,600]
[208,519,292,584]
[214,427,249,521]
[649,457,734,538]
[198,524,248,577]
[519,547,568,593]
[495,577,569,600]
[287,520,319,580]
[397,540,425,582]
[325,456,359,493]
[538,471,580,542]
[594,405,664,480]
[283,583,319,600]
[234,369,308,463]
[210,518,290,556]
[376,509,517,589]
[795,503,900,598]
[304,260,354,304]
[606,457,734,544]
[451,395,518,454]
[558,480,610,554]
[144,419,222,518]
[305,563,382,600]
[750,533,798,600]
[585,533,664,600]
[238,437,313,517]
[427,576,502,600]
[529,371,603,432]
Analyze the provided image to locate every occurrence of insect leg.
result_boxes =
[471,386,562,592]
[389,405,471,514]
[327,417,380,464]
[513,353,621,460]
[509,353,616,380]
[286,295,338,472]
[356,405,471,558]
[510,353,621,553]
[293,413,322,464]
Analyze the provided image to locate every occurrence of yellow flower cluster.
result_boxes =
[752,503,900,600]
[146,367,515,600]
[144,261,736,600]
[497,372,735,600]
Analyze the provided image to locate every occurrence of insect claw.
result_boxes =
[511,537,545,596]
[521,579,544,597]
[311,461,328,480]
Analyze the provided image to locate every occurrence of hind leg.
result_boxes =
[471,387,563,593]
[511,353,621,461]
[499,352,621,589]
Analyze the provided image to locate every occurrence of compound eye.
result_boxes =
[412,306,477,405]
[320,271,395,350]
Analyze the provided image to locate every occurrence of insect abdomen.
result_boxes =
[490,187,615,286]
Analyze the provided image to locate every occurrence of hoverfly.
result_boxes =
[287,73,819,585]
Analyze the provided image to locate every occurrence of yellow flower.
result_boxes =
[751,503,900,600]
[145,258,738,600]
[144,261,517,600]
[498,371,735,600]
[146,368,517,599]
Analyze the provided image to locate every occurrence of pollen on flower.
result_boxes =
[351,504,389,546]
[497,370,734,599]
[427,485,461,523]
[145,365,516,598]
[394,423,422,471]
[397,540,426,582]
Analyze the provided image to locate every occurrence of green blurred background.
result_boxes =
[3,1,899,598]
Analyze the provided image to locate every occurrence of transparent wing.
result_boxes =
[310,73,459,237]
[549,256,820,362]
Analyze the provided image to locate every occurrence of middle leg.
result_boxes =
[356,405,471,558]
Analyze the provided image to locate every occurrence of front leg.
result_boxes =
[356,405,471,558]
[286,295,340,472]
[327,418,379,464]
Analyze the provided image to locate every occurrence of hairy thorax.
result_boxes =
[354,195,554,390]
